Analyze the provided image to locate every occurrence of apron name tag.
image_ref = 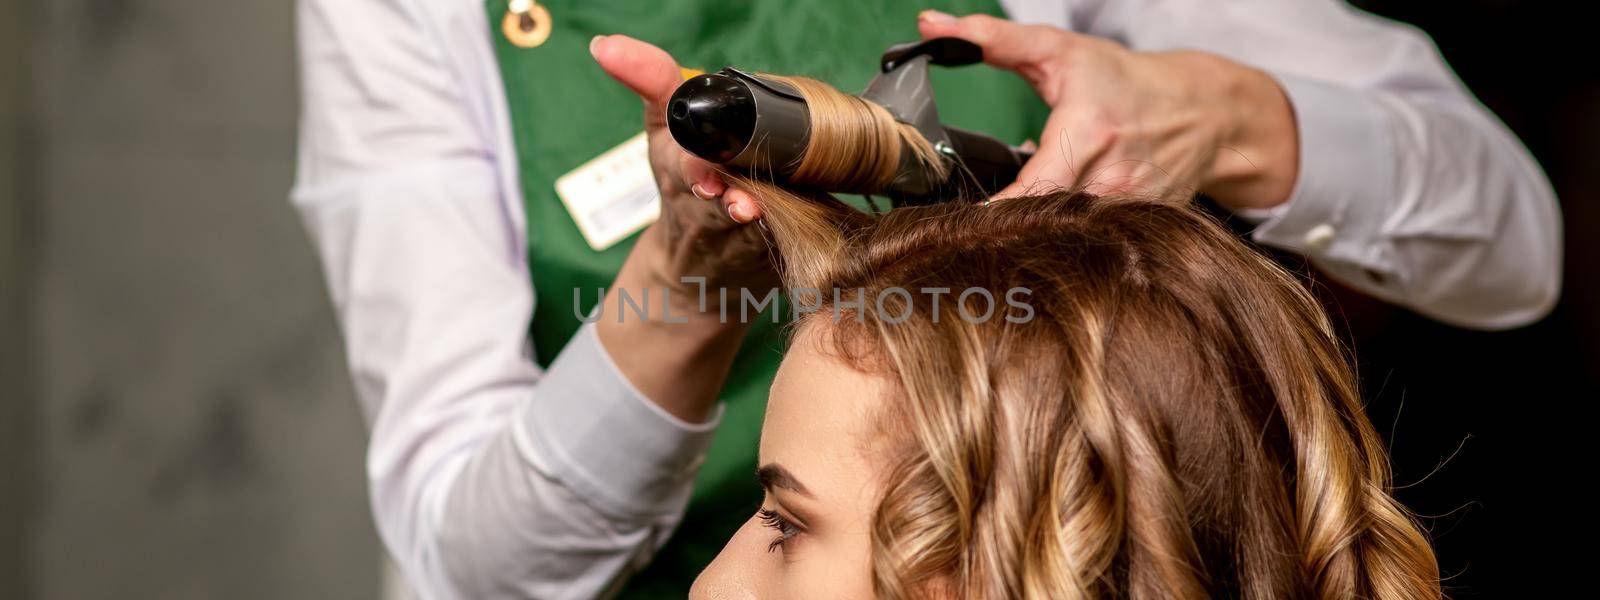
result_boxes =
[554,132,660,251]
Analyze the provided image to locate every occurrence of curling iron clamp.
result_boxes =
[665,38,1033,205]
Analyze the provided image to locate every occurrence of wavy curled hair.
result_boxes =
[739,179,1440,599]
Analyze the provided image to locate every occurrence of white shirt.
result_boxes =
[290,0,1561,598]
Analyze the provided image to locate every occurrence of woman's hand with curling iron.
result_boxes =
[917,11,1299,210]
[586,35,775,422]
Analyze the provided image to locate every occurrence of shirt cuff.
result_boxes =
[513,322,723,521]
[1249,73,1398,279]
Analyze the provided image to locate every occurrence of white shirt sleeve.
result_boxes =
[1003,0,1562,330]
[290,1,716,598]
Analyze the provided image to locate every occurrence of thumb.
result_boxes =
[916,11,1063,73]
[591,34,682,120]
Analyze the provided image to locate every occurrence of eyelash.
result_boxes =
[757,508,801,553]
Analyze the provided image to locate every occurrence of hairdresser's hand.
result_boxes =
[588,34,775,421]
[592,34,776,298]
[917,11,1299,209]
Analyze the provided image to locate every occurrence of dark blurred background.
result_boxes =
[1340,1,1599,596]
[1,1,1594,598]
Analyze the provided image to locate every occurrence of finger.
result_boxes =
[991,181,1027,201]
[1081,164,1135,197]
[916,11,1066,73]
[994,114,1087,200]
[1085,161,1170,198]
[591,34,682,120]
[722,189,762,223]
[680,153,726,198]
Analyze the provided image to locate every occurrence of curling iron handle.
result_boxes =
[942,126,1033,197]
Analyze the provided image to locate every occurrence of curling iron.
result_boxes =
[665,38,1033,205]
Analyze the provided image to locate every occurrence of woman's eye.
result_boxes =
[757,508,801,553]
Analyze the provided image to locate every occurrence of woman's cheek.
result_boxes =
[777,527,876,599]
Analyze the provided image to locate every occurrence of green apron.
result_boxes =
[486,1,1046,595]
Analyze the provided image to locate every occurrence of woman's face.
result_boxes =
[689,326,888,599]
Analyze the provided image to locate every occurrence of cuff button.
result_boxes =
[1303,223,1337,252]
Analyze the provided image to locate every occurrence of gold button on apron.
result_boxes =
[503,0,552,48]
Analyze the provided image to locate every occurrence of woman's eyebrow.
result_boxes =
[756,463,813,498]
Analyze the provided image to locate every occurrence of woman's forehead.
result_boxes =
[762,326,888,462]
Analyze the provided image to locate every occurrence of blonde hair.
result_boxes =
[759,75,948,194]
[741,184,1442,599]
[725,76,1439,597]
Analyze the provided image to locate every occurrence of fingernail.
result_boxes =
[691,183,720,201]
[919,10,956,25]
[589,35,605,58]
[728,202,752,224]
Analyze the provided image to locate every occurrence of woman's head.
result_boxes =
[691,188,1439,599]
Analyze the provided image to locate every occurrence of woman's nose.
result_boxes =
[689,516,774,599]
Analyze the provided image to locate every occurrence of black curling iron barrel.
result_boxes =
[667,70,810,174]
[665,38,1033,205]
